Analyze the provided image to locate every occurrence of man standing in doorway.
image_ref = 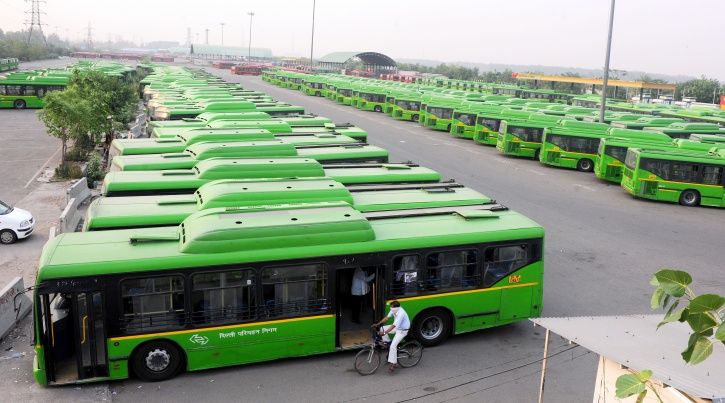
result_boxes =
[351,267,375,324]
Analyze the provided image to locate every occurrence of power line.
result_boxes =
[24,0,47,45]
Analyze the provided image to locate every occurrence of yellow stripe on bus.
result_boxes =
[109,314,335,342]
[387,282,538,304]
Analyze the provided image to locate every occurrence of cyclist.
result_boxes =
[372,300,410,373]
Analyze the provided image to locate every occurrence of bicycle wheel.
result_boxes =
[354,347,381,375]
[397,340,423,368]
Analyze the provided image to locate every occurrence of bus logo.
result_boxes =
[189,334,209,345]
[508,275,521,284]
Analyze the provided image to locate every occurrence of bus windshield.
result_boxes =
[427,107,453,119]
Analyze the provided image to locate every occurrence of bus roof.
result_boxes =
[630,148,725,164]
[38,203,543,281]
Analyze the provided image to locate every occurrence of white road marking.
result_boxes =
[573,184,597,192]
[527,169,547,176]
[24,144,61,188]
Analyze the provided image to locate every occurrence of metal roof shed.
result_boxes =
[532,315,724,402]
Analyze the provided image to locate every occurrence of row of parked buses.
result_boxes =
[264,70,725,209]
[0,57,19,72]
[32,65,545,386]
[0,60,138,109]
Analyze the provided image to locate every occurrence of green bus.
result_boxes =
[594,136,675,183]
[645,123,725,139]
[391,94,423,122]
[610,117,683,130]
[423,99,462,131]
[473,109,529,146]
[0,58,19,72]
[356,88,388,113]
[538,121,611,171]
[84,179,491,231]
[450,104,499,139]
[622,148,725,207]
[102,158,442,196]
[0,75,68,109]
[33,201,544,385]
[496,120,552,159]
[688,133,725,144]
[111,130,360,158]
[145,111,274,135]
[335,86,354,105]
[110,142,389,172]
[302,78,327,97]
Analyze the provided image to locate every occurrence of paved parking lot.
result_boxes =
[0,63,722,403]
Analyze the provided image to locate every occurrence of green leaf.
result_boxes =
[616,374,646,398]
[635,390,647,403]
[715,322,725,342]
[688,336,713,365]
[686,312,718,333]
[651,287,665,310]
[681,332,699,362]
[649,275,660,287]
[688,294,725,314]
[657,301,684,329]
[636,369,652,382]
[678,307,689,323]
[654,270,692,297]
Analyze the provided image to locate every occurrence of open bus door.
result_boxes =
[38,288,108,384]
[336,265,386,349]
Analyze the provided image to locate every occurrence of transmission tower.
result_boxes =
[205,28,209,45]
[85,22,94,50]
[25,0,47,45]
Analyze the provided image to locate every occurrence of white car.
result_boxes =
[0,200,34,244]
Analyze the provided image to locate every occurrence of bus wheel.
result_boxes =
[533,149,540,161]
[413,309,451,347]
[576,159,594,172]
[131,340,184,382]
[411,114,419,122]
[446,124,451,132]
[315,91,321,97]
[13,100,26,109]
[679,190,700,207]
[374,105,382,113]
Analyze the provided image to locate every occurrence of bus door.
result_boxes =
[336,266,385,349]
[39,290,108,383]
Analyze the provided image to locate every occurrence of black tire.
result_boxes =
[411,114,419,122]
[374,105,382,113]
[354,347,381,375]
[679,189,700,207]
[0,229,17,245]
[397,340,423,368]
[533,149,540,161]
[315,91,321,97]
[446,124,451,132]
[576,158,594,172]
[413,309,451,347]
[13,100,26,109]
[131,340,184,382]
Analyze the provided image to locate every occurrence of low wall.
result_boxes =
[58,178,91,234]
[0,277,32,341]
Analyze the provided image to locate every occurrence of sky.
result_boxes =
[2,0,724,80]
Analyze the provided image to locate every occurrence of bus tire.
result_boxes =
[679,189,700,207]
[13,99,26,109]
[413,308,451,347]
[315,91,321,97]
[533,149,540,161]
[446,124,451,132]
[374,105,382,113]
[0,229,17,244]
[411,114,419,122]
[576,158,594,172]
[131,340,185,382]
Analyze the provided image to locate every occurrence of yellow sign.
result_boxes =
[508,275,522,284]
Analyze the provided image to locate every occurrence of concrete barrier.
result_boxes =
[66,177,90,205]
[0,277,32,340]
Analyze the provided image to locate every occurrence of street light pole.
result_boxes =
[310,0,316,67]
[599,0,616,123]
[220,22,225,46]
[248,12,255,61]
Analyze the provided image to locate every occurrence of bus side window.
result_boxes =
[261,264,327,318]
[483,245,529,287]
[191,269,256,325]
[120,275,185,334]
[391,255,420,297]
[425,250,479,291]
[702,166,724,185]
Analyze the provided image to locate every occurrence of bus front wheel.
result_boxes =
[411,114,419,122]
[131,340,185,382]
[679,190,700,207]
[413,309,451,347]
[373,105,382,113]
[576,158,594,172]
[13,100,26,109]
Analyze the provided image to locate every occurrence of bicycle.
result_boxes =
[354,326,423,375]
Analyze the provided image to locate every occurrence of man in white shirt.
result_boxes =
[373,300,411,373]
[351,268,375,323]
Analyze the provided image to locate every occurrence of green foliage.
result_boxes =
[0,29,70,61]
[618,269,723,401]
[85,153,103,182]
[69,70,139,124]
[615,370,651,399]
[397,63,517,83]
[675,77,722,103]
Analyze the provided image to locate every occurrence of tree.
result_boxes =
[615,269,724,402]
[37,89,98,171]
[675,77,721,103]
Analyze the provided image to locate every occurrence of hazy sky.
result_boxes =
[3,0,724,79]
